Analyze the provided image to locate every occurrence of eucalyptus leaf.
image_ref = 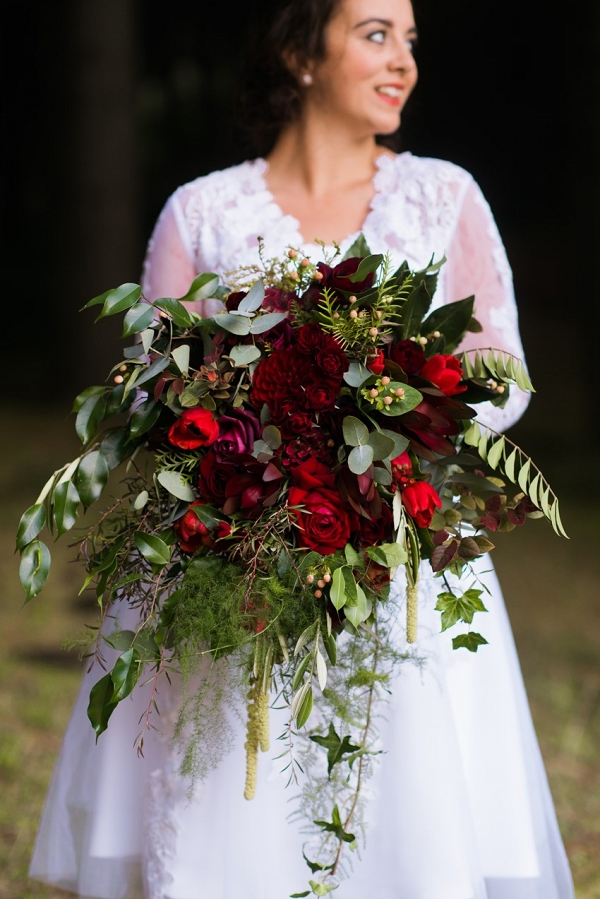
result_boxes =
[249,312,287,334]
[348,444,374,475]
[230,343,262,366]
[238,280,265,313]
[343,361,371,388]
[367,431,395,461]
[171,344,190,374]
[213,312,251,335]
[157,470,195,501]
[379,428,409,458]
[342,416,369,447]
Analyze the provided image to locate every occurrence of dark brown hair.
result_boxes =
[238,0,404,158]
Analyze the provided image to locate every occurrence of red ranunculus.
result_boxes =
[174,501,231,553]
[402,481,442,528]
[390,339,425,374]
[261,287,297,313]
[420,354,467,396]
[367,348,385,375]
[168,408,219,450]
[288,482,354,555]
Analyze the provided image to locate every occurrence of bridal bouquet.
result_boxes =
[16,238,566,895]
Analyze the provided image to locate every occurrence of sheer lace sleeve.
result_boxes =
[141,191,197,303]
[444,179,531,431]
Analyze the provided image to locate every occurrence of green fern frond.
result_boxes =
[462,421,568,537]
[460,348,535,393]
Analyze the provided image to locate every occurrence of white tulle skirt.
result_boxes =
[29,557,574,899]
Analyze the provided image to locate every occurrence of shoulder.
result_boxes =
[171,159,267,217]
[378,151,475,201]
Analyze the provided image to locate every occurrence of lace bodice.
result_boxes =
[142,152,529,430]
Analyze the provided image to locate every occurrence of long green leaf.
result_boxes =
[154,297,193,329]
[87,673,118,738]
[134,531,171,567]
[19,539,51,601]
[53,480,80,537]
[75,451,110,508]
[128,399,162,441]
[16,504,46,551]
[111,648,142,702]
[122,302,155,337]
[94,283,141,320]
[75,393,107,445]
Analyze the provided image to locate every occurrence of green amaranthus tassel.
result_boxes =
[406,575,419,644]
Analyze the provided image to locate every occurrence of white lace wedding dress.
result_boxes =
[30,152,575,899]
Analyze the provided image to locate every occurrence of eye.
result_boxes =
[366,29,386,44]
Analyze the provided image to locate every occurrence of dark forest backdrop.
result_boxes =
[2,0,600,489]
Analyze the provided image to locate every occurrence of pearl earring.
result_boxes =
[301,73,313,86]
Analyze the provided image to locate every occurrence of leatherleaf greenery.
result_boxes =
[15,235,566,897]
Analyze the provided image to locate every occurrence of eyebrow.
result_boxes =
[354,17,418,35]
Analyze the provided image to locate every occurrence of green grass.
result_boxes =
[0,406,598,897]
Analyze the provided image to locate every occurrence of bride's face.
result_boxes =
[308,0,418,136]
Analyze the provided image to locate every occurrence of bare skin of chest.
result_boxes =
[267,178,376,246]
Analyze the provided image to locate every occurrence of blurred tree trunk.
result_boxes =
[58,0,140,391]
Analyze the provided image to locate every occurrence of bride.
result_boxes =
[30,0,575,897]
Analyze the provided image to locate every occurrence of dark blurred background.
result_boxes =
[3,0,600,470]
[1,2,600,896]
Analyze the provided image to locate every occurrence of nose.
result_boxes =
[389,37,417,75]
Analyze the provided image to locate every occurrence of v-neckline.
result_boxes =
[253,152,398,250]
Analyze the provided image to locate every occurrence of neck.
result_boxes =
[265,112,389,199]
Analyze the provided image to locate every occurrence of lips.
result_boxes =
[375,84,404,106]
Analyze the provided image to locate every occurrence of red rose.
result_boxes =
[390,339,425,374]
[198,450,234,504]
[174,501,231,553]
[358,503,394,547]
[367,348,385,375]
[402,481,442,528]
[304,381,338,411]
[291,457,336,491]
[168,408,219,450]
[288,483,354,555]
[420,354,467,396]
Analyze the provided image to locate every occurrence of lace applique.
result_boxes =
[174,154,473,291]
[143,764,183,899]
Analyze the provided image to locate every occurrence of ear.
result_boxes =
[281,47,314,85]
